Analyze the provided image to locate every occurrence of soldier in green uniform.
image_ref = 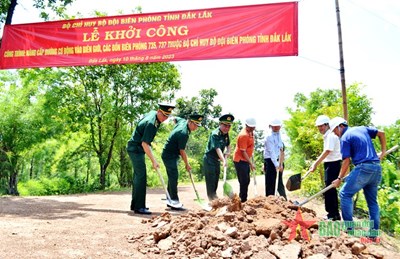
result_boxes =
[161,114,204,209]
[203,114,235,201]
[127,103,175,215]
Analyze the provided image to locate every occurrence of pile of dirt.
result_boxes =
[127,195,388,258]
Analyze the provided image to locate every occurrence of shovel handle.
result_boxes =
[301,170,312,181]
[251,157,258,196]
[188,170,201,200]
[296,175,348,206]
[155,168,173,203]
[223,166,227,182]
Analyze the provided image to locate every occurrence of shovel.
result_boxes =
[223,166,234,198]
[155,168,184,209]
[188,170,212,211]
[286,170,312,191]
[251,157,258,196]
[274,151,284,196]
[293,175,347,207]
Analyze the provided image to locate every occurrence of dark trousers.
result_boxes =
[128,152,147,210]
[234,160,250,202]
[264,158,287,200]
[162,157,180,201]
[203,156,220,201]
[324,160,341,218]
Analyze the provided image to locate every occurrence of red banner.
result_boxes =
[0,2,298,69]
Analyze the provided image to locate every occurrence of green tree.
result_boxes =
[0,70,60,195]
[285,83,373,173]
[26,63,181,189]
[174,88,222,130]
[1,0,74,24]
[169,88,223,180]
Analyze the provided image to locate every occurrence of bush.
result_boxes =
[18,180,46,196]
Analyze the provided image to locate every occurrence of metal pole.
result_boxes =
[335,0,348,121]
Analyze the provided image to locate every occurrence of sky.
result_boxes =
[3,0,400,130]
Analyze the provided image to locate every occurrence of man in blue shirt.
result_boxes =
[330,117,386,237]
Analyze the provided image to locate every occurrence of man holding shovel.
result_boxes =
[203,114,234,201]
[309,115,342,221]
[127,103,175,215]
[263,119,287,199]
[161,114,204,210]
[330,117,386,238]
[233,118,256,202]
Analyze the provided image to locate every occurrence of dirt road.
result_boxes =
[1,175,398,258]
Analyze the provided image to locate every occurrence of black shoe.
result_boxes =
[134,208,152,215]
[131,206,149,211]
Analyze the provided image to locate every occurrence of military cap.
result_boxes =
[189,114,204,126]
[219,114,235,125]
[158,103,175,116]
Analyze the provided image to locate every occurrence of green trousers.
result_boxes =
[162,157,179,201]
[203,156,221,201]
[128,152,147,210]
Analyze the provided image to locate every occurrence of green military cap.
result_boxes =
[158,103,175,116]
[219,114,235,125]
[189,114,204,126]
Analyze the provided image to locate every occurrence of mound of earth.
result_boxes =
[127,195,390,258]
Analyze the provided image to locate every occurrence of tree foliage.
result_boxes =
[1,0,74,25]
[285,83,373,172]
[19,63,181,190]
[0,70,61,194]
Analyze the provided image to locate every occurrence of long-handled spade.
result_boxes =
[251,157,258,196]
[292,176,347,207]
[223,166,234,198]
[274,152,283,196]
[155,168,184,209]
[188,170,212,211]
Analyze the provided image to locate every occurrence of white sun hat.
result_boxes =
[245,118,257,127]
[315,115,330,126]
[329,117,347,132]
[269,119,282,127]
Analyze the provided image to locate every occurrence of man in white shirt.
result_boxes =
[309,115,342,220]
[263,119,286,199]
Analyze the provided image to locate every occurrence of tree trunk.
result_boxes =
[100,164,106,189]
[8,169,19,196]
[30,157,34,179]
[86,154,91,184]
[118,148,130,187]
[5,0,17,25]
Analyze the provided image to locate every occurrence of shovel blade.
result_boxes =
[223,182,234,198]
[166,199,184,209]
[198,200,212,211]
[286,173,302,191]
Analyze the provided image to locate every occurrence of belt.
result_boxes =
[356,161,380,166]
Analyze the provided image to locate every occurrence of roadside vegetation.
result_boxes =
[1,68,399,238]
